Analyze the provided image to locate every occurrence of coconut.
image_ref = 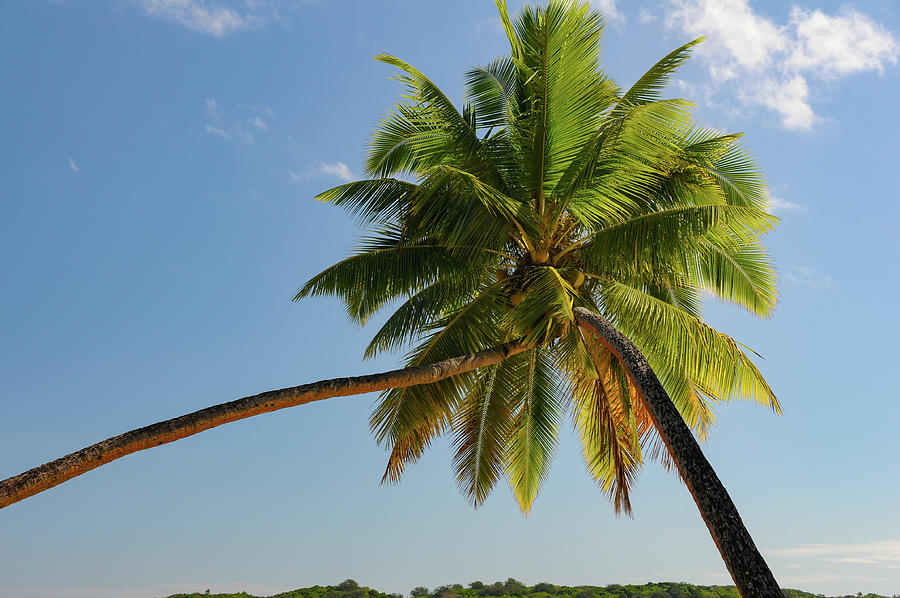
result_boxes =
[572,271,585,288]
[533,248,550,264]
[510,291,524,306]
[495,269,508,282]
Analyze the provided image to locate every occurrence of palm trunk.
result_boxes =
[573,307,781,598]
[0,341,530,510]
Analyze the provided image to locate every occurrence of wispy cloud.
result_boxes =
[766,192,804,213]
[288,161,356,183]
[233,123,254,144]
[205,97,224,120]
[771,539,900,566]
[67,156,80,172]
[204,123,230,139]
[248,116,268,131]
[470,17,503,42]
[590,0,623,22]
[138,0,253,37]
[784,265,838,291]
[665,0,899,130]
[316,161,354,181]
[203,99,271,144]
[135,0,283,38]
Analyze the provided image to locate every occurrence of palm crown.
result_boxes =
[296,0,779,516]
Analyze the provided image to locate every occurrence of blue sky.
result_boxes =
[1,1,898,597]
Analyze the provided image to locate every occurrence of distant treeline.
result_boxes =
[165,577,892,598]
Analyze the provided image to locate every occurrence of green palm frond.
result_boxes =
[552,98,695,213]
[411,165,541,245]
[570,333,641,515]
[293,238,478,324]
[695,230,777,316]
[464,57,518,131]
[368,54,505,189]
[363,272,487,359]
[506,348,563,514]
[615,38,703,109]
[573,204,774,272]
[506,1,611,210]
[679,128,769,210]
[371,284,508,481]
[452,363,512,505]
[315,178,417,224]
[598,280,779,412]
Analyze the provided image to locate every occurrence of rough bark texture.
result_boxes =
[0,341,530,510]
[573,307,781,598]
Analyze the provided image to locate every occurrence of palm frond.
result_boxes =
[371,284,508,481]
[570,333,641,515]
[363,272,488,359]
[294,237,479,324]
[615,38,703,109]
[695,231,777,316]
[597,280,780,413]
[368,54,506,189]
[505,348,562,514]
[464,57,517,131]
[412,165,541,246]
[315,178,417,224]
[508,1,609,210]
[452,364,512,505]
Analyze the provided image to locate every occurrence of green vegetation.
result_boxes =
[164,578,889,598]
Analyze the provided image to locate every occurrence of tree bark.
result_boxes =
[0,341,530,510]
[573,307,781,598]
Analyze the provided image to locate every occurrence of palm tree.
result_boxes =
[1,1,782,595]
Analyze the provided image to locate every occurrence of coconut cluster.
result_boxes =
[499,245,587,309]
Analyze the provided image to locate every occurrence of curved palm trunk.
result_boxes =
[0,341,530,510]
[573,307,780,598]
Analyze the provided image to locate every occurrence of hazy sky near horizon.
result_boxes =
[1,1,899,597]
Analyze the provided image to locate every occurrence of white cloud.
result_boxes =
[770,539,900,566]
[747,74,816,131]
[784,265,837,291]
[665,0,899,130]
[590,0,622,22]
[638,8,656,24]
[316,161,355,181]
[138,0,255,37]
[204,123,230,139]
[291,162,356,183]
[205,97,224,120]
[765,192,804,213]
[668,0,785,79]
[787,7,899,79]
[248,116,268,131]
[67,156,80,172]
[202,100,267,143]
[136,0,287,38]
[233,123,254,144]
